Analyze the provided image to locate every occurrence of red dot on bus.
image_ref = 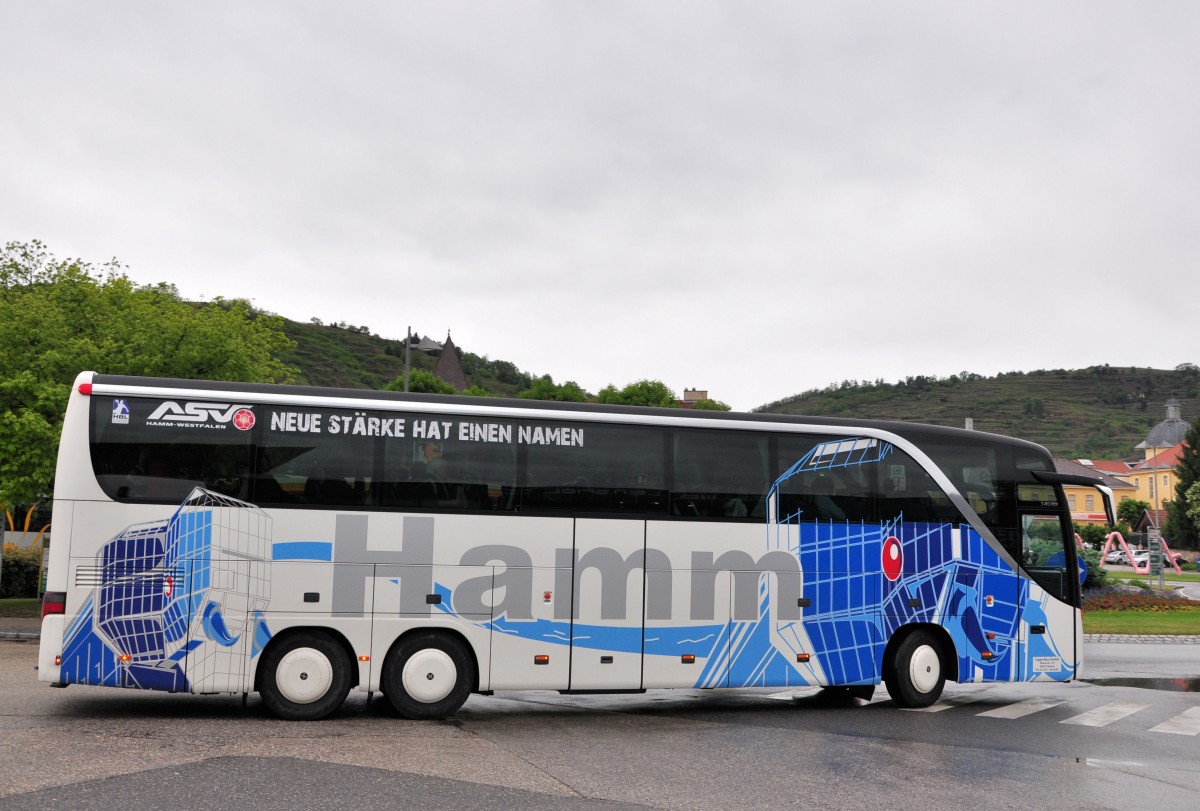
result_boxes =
[882,537,903,581]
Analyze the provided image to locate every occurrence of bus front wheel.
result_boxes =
[259,631,352,721]
[885,629,945,708]
[383,632,475,720]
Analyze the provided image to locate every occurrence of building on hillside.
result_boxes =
[413,334,443,354]
[432,332,469,391]
[1121,399,1193,526]
[1053,459,1137,525]
[679,388,709,409]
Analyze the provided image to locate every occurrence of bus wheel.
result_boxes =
[383,633,475,720]
[259,631,351,721]
[885,629,945,708]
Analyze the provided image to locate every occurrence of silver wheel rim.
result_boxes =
[402,648,457,704]
[275,647,333,705]
[908,644,940,694]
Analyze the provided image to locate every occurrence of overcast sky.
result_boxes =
[4,2,1198,410]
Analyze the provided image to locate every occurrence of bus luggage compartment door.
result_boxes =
[569,518,646,690]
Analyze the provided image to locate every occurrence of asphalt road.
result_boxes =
[2,638,1199,810]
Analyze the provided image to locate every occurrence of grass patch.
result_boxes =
[0,598,40,618]
[1083,610,1200,635]
[1116,571,1200,584]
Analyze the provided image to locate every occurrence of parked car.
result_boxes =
[1132,551,1150,566]
[1103,550,1128,564]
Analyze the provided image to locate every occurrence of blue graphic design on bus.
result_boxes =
[58,489,272,693]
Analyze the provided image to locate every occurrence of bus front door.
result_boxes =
[1017,513,1078,682]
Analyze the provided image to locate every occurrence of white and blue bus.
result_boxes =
[38,372,1113,720]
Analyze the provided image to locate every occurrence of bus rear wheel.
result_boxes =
[885,629,945,708]
[383,632,475,720]
[259,631,351,721]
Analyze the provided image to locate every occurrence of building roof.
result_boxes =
[1073,459,1132,474]
[1131,442,1184,471]
[414,335,443,353]
[432,333,469,391]
[1136,399,1191,450]
[1134,509,1168,532]
[1053,459,1136,490]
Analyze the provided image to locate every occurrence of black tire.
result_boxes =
[383,632,475,720]
[885,629,946,708]
[259,631,352,721]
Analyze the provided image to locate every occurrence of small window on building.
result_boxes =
[1085,494,1094,511]
[1068,494,1076,510]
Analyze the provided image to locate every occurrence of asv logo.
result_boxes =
[147,401,256,430]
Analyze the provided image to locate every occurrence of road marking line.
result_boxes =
[1060,702,1149,727]
[1149,707,1200,736]
[903,693,988,713]
[977,698,1066,719]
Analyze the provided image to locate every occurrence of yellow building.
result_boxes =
[1128,399,1191,521]
[1057,460,1135,524]
[1058,400,1191,526]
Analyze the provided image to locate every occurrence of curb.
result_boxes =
[0,631,40,641]
[1083,634,1200,644]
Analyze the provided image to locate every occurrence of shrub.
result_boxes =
[1079,547,1108,591]
[1082,587,1200,612]
[0,544,43,598]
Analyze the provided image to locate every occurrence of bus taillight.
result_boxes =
[78,383,92,395]
[41,591,66,619]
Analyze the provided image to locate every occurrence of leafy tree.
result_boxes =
[461,385,492,397]
[1165,420,1200,548]
[596,380,678,408]
[0,241,296,505]
[1074,522,1109,549]
[518,375,587,403]
[1116,498,1151,527]
[690,398,732,411]
[384,369,456,395]
[1186,481,1200,528]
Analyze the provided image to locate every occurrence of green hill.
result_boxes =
[277,320,535,397]
[756,366,1200,460]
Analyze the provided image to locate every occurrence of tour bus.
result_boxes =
[38,372,1114,720]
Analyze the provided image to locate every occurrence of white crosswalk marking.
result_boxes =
[1060,702,1149,727]
[1149,707,1200,736]
[904,693,988,713]
[977,698,1066,719]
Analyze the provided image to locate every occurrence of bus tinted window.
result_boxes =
[255,406,384,506]
[519,422,666,515]
[773,435,961,525]
[672,429,769,519]
[379,417,518,511]
[90,395,252,502]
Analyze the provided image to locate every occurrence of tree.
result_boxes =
[1165,420,1200,548]
[1186,481,1200,529]
[384,369,456,395]
[0,241,297,506]
[690,398,732,411]
[1116,498,1151,527]
[596,380,678,408]
[518,375,587,403]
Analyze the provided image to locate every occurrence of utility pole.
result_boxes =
[404,326,412,392]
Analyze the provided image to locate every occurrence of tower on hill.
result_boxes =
[433,332,469,391]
